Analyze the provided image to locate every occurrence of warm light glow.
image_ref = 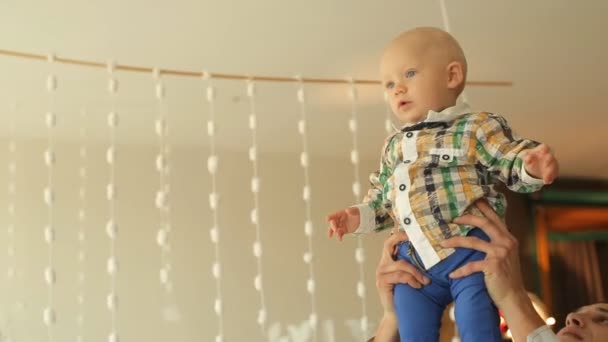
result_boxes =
[505,329,512,339]
[546,317,556,326]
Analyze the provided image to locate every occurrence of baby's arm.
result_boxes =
[327,136,396,240]
[475,114,557,192]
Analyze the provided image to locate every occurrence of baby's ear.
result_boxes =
[446,61,465,91]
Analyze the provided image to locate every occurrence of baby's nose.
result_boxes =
[393,83,406,94]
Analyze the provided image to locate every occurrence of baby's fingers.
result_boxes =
[523,151,538,165]
[337,229,346,241]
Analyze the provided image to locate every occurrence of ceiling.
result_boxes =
[0,0,607,179]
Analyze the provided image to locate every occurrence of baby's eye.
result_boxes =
[405,70,417,78]
[385,81,395,89]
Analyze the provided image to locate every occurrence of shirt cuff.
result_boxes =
[351,203,375,234]
[527,325,558,342]
[521,164,545,185]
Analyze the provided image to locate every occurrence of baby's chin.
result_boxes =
[395,111,428,125]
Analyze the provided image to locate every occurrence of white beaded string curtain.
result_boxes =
[106,61,120,342]
[43,53,58,342]
[204,73,225,342]
[0,48,511,342]
[347,79,370,339]
[245,80,269,335]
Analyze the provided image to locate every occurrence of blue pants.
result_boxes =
[394,228,502,342]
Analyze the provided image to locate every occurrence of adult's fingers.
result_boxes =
[378,260,427,285]
[473,199,507,231]
[384,231,408,246]
[379,270,424,289]
[448,260,485,279]
[440,235,492,254]
[382,231,408,259]
[376,260,430,286]
[470,200,519,253]
[453,214,504,242]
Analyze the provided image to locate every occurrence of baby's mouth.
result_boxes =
[398,101,411,109]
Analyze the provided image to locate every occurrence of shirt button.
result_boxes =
[399,184,406,191]
[405,132,414,138]
[403,218,411,225]
[442,154,450,161]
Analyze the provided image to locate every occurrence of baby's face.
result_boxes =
[381,45,452,124]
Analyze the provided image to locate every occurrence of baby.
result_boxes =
[327,27,558,341]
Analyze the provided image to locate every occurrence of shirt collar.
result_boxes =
[401,102,472,129]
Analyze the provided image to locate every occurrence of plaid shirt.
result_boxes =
[353,103,544,269]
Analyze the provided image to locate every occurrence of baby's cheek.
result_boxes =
[390,102,398,114]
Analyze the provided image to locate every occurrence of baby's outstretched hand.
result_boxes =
[523,144,559,184]
[326,207,360,241]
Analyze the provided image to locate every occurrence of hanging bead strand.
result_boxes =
[245,80,268,334]
[76,108,88,342]
[153,68,174,297]
[347,79,369,339]
[43,53,58,342]
[295,76,318,341]
[204,72,224,342]
[106,61,120,342]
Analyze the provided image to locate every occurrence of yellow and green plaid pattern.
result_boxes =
[364,112,543,252]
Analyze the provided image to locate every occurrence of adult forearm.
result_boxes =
[373,312,400,342]
[498,291,546,341]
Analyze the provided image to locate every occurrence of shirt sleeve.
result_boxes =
[475,113,544,193]
[527,325,559,342]
[352,135,396,234]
